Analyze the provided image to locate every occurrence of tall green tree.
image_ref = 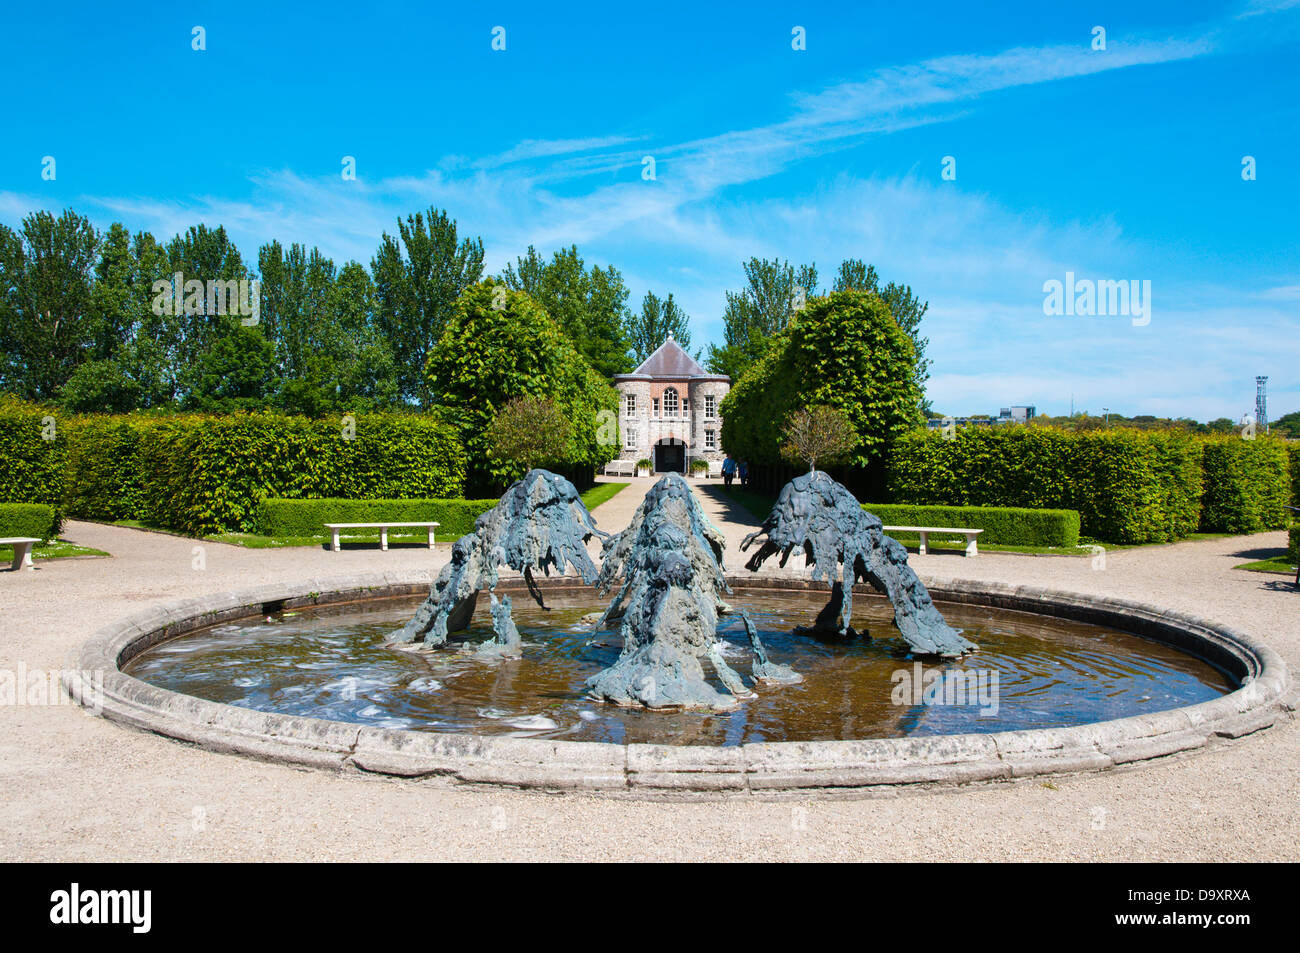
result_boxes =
[832,259,932,409]
[184,323,279,412]
[53,221,145,411]
[160,224,252,403]
[627,291,693,364]
[706,257,818,382]
[123,229,184,407]
[277,261,399,415]
[90,223,134,362]
[257,241,339,381]
[720,290,923,467]
[58,358,142,412]
[0,209,102,399]
[328,261,398,406]
[372,207,484,404]
[425,280,618,491]
[500,245,632,377]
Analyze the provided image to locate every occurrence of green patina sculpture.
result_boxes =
[586,473,800,711]
[392,469,605,656]
[741,469,976,658]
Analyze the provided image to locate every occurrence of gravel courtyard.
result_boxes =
[2,478,1297,862]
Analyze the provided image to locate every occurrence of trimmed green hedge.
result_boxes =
[0,397,66,534]
[1199,437,1291,533]
[0,502,57,541]
[64,411,466,535]
[1289,443,1300,509]
[63,415,146,521]
[256,497,496,540]
[1289,524,1299,564]
[886,428,1204,544]
[862,503,1080,547]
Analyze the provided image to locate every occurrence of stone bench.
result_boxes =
[882,525,984,557]
[1,537,40,571]
[323,522,439,553]
[602,460,641,477]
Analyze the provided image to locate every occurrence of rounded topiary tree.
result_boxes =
[720,290,923,467]
[424,280,618,491]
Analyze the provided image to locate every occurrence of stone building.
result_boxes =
[612,336,730,472]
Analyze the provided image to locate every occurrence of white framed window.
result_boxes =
[652,397,659,417]
[704,395,717,418]
[624,427,637,450]
[705,429,716,449]
[663,387,679,415]
[625,394,636,416]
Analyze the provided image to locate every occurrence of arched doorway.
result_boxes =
[654,437,686,473]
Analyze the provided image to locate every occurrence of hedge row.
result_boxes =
[256,498,497,540]
[1289,443,1300,509]
[886,428,1206,544]
[63,415,147,521]
[1199,437,1291,534]
[64,412,466,535]
[0,503,57,541]
[887,429,1294,543]
[0,397,66,534]
[1289,524,1299,565]
[861,503,1081,548]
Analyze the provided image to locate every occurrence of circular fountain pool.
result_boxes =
[68,573,1290,793]
[123,589,1235,746]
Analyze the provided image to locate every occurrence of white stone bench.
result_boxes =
[882,525,983,557]
[602,460,639,477]
[324,522,439,553]
[1,537,40,571]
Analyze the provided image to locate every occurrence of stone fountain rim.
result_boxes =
[63,570,1295,796]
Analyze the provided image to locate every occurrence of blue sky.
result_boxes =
[3,0,1298,421]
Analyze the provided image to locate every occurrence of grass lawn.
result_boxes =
[1235,556,1298,575]
[581,481,629,510]
[0,539,110,562]
[205,482,631,550]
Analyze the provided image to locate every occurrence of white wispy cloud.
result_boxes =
[6,8,1296,417]
[461,134,649,170]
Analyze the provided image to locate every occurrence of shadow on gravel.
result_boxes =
[695,483,764,526]
[1231,546,1288,560]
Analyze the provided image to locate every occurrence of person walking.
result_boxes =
[739,459,750,488]
[722,455,736,488]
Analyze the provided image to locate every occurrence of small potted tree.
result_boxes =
[635,458,653,478]
[689,458,710,480]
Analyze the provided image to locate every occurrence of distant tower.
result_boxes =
[1256,376,1269,433]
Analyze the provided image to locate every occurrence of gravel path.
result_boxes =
[2,478,1297,862]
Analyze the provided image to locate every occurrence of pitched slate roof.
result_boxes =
[617,336,727,380]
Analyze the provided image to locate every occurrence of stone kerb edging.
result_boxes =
[63,571,1295,795]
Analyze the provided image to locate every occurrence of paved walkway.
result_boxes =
[2,479,1297,861]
